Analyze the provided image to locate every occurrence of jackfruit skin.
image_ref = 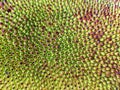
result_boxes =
[0,0,120,90]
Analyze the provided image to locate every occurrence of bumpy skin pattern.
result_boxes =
[0,0,120,90]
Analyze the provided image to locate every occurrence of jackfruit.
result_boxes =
[0,0,120,90]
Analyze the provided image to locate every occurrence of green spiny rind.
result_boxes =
[0,0,120,90]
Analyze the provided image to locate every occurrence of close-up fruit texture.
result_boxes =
[0,0,120,90]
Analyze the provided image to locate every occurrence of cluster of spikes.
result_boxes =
[0,0,120,90]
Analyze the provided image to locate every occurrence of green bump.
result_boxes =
[118,48,120,53]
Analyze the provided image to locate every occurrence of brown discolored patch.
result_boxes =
[74,8,92,22]
[89,30,104,45]
[101,5,110,18]
[79,8,94,22]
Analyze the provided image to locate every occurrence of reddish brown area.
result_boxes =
[114,4,119,9]
[81,9,93,21]
[114,0,119,2]
[74,1,119,23]
[101,5,110,18]
[73,3,117,46]
[74,3,99,22]
[88,30,104,45]
[112,63,120,76]
[113,0,120,9]
[116,67,120,76]
[93,31,104,40]
[86,32,119,78]
[105,36,117,47]
[94,19,101,25]
[78,8,95,22]
[0,1,14,12]
[95,56,120,77]
[0,2,4,8]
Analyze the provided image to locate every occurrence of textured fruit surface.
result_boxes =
[0,0,120,90]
